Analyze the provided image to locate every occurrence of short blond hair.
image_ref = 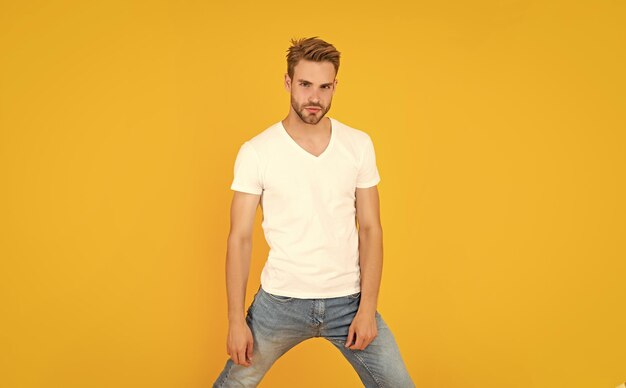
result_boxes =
[286,36,341,80]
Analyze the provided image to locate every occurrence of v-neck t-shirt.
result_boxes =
[229,116,381,298]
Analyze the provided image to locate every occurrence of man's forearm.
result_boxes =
[225,236,253,324]
[357,226,383,316]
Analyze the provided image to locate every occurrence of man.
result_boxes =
[213,37,414,387]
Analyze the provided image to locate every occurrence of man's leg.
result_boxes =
[322,293,415,388]
[213,286,314,387]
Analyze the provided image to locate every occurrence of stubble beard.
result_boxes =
[290,94,331,125]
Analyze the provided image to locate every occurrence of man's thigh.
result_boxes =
[322,293,415,387]
[213,286,314,387]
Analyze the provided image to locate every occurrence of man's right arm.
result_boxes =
[226,190,261,324]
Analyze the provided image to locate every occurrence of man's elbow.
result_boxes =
[358,224,383,236]
[227,233,253,249]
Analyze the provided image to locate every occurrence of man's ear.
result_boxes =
[284,73,291,91]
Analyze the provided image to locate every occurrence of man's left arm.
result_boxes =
[355,185,383,316]
[345,185,383,350]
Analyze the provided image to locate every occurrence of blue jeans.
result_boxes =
[213,285,415,387]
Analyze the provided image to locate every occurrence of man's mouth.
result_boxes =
[305,107,321,113]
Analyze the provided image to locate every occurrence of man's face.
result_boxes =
[285,59,337,125]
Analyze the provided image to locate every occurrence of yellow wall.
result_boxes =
[1,1,624,387]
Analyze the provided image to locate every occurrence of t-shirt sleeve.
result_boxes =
[356,135,381,188]
[230,141,263,195]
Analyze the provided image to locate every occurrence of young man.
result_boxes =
[213,37,414,387]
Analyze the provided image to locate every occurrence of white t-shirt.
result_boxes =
[230,116,381,298]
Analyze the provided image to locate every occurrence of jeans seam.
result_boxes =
[329,338,384,388]
[216,360,234,387]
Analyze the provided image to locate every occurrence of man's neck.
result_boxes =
[282,114,330,140]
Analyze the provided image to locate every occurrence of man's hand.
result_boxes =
[344,311,378,350]
[226,320,254,367]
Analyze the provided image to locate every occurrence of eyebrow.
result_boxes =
[296,79,334,87]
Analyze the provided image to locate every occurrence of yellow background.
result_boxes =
[1,1,625,387]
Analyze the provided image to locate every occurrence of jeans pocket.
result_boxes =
[247,285,262,315]
[262,288,294,303]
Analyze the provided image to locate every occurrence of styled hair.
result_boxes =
[286,36,341,80]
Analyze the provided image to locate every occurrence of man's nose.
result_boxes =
[309,93,320,104]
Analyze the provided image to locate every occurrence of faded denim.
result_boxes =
[213,285,415,387]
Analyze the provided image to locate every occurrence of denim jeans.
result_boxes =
[213,285,415,387]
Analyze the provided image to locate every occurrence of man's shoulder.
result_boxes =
[332,117,374,145]
[240,120,282,153]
